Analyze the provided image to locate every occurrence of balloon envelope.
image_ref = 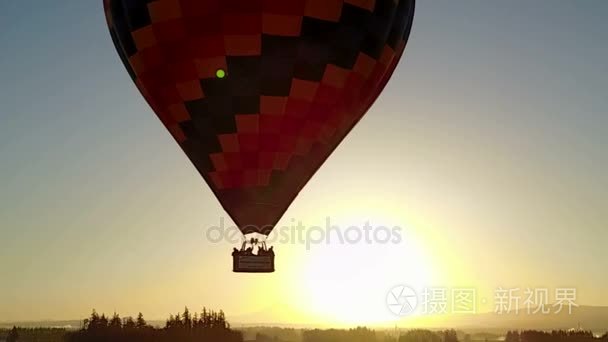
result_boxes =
[104,0,415,236]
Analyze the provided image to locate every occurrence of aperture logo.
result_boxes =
[386,285,418,316]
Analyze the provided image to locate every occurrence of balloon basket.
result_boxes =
[232,253,275,273]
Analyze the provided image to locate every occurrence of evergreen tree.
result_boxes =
[65,307,243,342]
[184,307,192,330]
[136,312,147,328]
[443,329,458,342]
[99,314,109,329]
[87,310,100,331]
[202,307,208,327]
[7,326,19,342]
[109,312,122,330]
[124,316,136,330]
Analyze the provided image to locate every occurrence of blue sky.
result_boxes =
[0,1,607,323]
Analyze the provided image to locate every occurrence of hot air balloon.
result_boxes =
[104,0,415,273]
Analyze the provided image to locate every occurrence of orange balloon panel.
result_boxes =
[104,0,415,235]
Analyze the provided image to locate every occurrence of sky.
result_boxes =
[0,0,607,326]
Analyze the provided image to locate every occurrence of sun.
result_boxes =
[286,212,437,326]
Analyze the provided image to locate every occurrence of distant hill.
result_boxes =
[417,305,608,334]
[0,320,81,330]
[231,306,608,334]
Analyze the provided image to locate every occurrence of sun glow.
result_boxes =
[279,206,438,326]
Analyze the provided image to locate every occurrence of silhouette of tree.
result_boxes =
[99,313,109,330]
[7,326,19,342]
[303,327,376,342]
[110,312,122,330]
[506,331,521,342]
[5,323,608,342]
[399,329,442,342]
[256,332,281,342]
[86,310,100,331]
[124,316,136,330]
[202,307,208,327]
[174,311,183,328]
[517,329,596,342]
[66,307,242,342]
[136,312,147,329]
[443,329,458,342]
[184,307,192,331]
[240,327,301,342]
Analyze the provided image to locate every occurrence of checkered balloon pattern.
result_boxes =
[104,0,415,235]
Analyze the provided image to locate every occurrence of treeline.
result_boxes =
[303,327,377,342]
[241,327,301,342]
[394,329,459,342]
[0,326,67,342]
[506,330,608,342]
[64,307,242,342]
[3,322,608,342]
[391,330,608,342]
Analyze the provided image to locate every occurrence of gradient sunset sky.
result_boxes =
[1,1,607,325]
